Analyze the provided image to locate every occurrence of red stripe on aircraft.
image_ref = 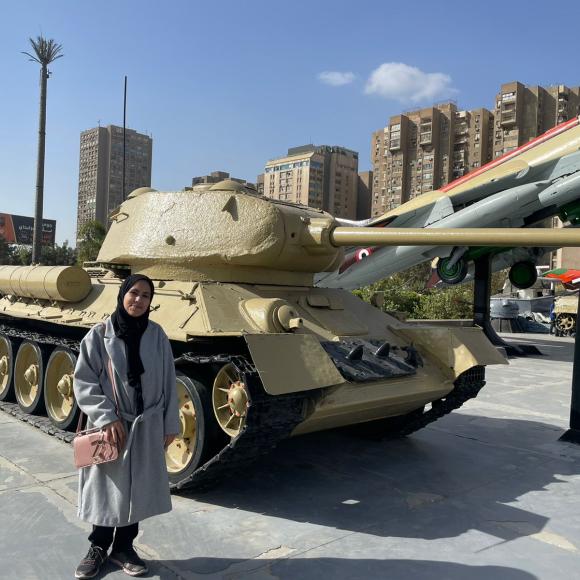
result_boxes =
[440,117,580,193]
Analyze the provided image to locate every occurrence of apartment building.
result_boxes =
[263,144,359,219]
[493,81,580,157]
[370,103,495,217]
[256,173,264,195]
[76,125,152,241]
[452,108,494,180]
[357,171,373,220]
[190,171,250,187]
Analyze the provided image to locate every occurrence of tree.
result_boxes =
[353,262,512,320]
[23,36,64,264]
[0,236,14,264]
[415,284,474,320]
[353,263,430,316]
[4,241,76,266]
[77,221,106,264]
[41,240,77,266]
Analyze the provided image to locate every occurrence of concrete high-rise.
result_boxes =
[191,171,247,187]
[452,108,494,179]
[356,171,373,220]
[76,125,152,241]
[493,82,580,158]
[370,103,494,217]
[263,145,359,219]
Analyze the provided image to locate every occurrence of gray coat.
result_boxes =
[73,317,180,527]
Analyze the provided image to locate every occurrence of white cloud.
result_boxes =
[365,62,456,103]
[318,71,356,87]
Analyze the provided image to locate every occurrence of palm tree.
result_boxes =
[23,36,64,264]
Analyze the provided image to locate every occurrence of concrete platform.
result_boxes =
[1,333,579,580]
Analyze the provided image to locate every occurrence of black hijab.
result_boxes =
[111,274,155,389]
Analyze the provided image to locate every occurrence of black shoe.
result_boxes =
[109,547,148,577]
[75,545,107,579]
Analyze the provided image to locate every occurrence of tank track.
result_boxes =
[0,322,486,490]
[170,353,312,492]
[0,322,82,443]
[390,365,486,438]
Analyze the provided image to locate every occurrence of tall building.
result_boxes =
[370,103,495,218]
[493,81,580,157]
[256,173,264,195]
[356,171,373,220]
[76,125,152,241]
[263,144,359,219]
[191,171,247,186]
[452,108,494,180]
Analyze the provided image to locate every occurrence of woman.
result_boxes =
[73,274,180,579]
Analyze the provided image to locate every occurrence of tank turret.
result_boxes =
[98,180,580,285]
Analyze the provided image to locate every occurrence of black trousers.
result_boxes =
[89,522,139,552]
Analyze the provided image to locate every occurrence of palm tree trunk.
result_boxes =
[32,64,48,264]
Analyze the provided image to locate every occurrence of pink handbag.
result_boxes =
[73,358,122,469]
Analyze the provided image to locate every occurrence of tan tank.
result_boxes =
[2,180,580,490]
[554,293,578,336]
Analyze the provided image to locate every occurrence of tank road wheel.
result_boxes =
[0,334,19,402]
[166,371,222,486]
[14,341,50,415]
[436,257,468,285]
[212,363,249,437]
[44,348,80,430]
[555,313,576,336]
[509,261,538,290]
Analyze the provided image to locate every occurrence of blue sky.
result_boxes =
[2,0,580,244]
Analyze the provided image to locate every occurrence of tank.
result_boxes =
[554,293,579,336]
[1,180,580,491]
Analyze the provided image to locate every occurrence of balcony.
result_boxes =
[419,132,432,145]
[389,140,401,150]
[501,93,516,103]
[500,113,516,126]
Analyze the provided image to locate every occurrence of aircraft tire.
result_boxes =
[436,257,468,285]
[509,261,537,290]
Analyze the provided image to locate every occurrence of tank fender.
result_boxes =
[244,334,345,395]
[396,326,507,378]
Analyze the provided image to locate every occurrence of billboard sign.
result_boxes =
[0,213,56,246]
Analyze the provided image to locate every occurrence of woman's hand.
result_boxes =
[164,434,177,450]
[103,420,126,450]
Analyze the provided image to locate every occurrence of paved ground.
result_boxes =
[1,333,580,580]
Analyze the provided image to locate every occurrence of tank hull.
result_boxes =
[0,271,505,490]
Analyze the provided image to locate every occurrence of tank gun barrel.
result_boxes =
[328,227,580,248]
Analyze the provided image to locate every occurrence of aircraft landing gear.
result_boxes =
[508,260,538,290]
[437,256,469,285]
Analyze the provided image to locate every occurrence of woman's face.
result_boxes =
[123,280,152,317]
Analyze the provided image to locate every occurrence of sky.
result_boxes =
[2,0,580,245]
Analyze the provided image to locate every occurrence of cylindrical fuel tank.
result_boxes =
[0,265,92,302]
